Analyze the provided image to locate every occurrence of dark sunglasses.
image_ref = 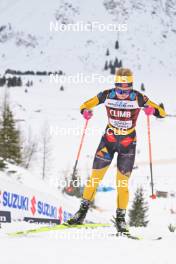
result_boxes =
[116,89,131,95]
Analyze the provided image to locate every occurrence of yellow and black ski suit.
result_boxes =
[81,88,167,209]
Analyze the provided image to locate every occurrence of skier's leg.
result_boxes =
[82,166,110,201]
[116,170,129,209]
[116,133,136,209]
[115,133,136,233]
[67,136,114,224]
[83,136,114,201]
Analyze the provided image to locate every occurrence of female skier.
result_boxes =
[67,68,167,235]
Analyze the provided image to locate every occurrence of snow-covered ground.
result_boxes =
[0,0,176,263]
[0,221,176,264]
[0,162,176,264]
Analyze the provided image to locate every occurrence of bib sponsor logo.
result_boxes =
[106,99,138,109]
[110,109,131,118]
[109,118,132,129]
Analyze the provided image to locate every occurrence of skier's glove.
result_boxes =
[82,109,93,120]
[143,106,155,116]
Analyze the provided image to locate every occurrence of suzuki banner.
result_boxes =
[0,176,63,223]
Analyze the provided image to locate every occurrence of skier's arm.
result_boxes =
[80,96,99,113]
[137,92,167,118]
[80,90,109,113]
[145,100,167,118]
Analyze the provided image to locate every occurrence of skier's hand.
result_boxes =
[82,109,93,120]
[143,106,155,116]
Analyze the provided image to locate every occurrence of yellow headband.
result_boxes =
[115,75,133,83]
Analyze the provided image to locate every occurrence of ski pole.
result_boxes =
[146,115,156,199]
[72,119,89,179]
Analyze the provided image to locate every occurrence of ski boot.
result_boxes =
[67,199,90,225]
[113,209,130,236]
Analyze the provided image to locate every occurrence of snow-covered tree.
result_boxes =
[141,83,145,91]
[129,187,149,227]
[106,48,110,56]
[115,40,119,49]
[104,61,108,70]
[0,97,22,166]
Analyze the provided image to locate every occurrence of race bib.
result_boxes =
[109,118,133,129]
[105,99,138,109]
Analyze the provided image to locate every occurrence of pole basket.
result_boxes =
[150,194,157,199]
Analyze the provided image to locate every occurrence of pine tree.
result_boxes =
[0,157,6,169]
[114,57,119,68]
[129,187,149,227]
[106,48,110,56]
[141,83,145,91]
[109,60,113,68]
[0,76,6,87]
[118,60,122,68]
[115,40,119,49]
[17,77,22,86]
[110,64,116,74]
[104,61,108,70]
[0,100,22,165]
[60,85,64,91]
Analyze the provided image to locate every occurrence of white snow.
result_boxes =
[0,222,176,264]
[0,0,176,263]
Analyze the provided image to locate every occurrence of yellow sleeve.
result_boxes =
[80,96,100,112]
[146,100,167,118]
[80,89,109,112]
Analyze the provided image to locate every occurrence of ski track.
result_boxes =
[0,226,176,264]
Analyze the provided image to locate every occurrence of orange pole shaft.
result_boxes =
[76,119,89,161]
[72,119,89,179]
[147,115,154,195]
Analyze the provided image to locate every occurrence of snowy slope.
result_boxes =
[0,0,176,86]
[0,2,176,263]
